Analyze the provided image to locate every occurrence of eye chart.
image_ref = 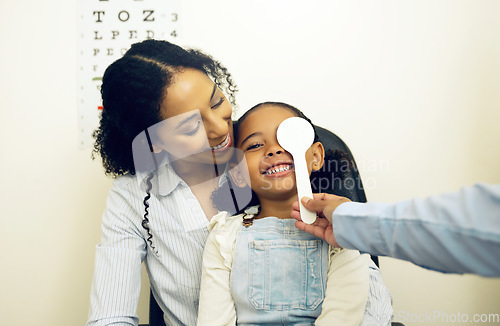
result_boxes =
[77,0,181,148]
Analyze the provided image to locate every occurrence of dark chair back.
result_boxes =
[314,125,378,269]
[148,291,166,326]
[314,125,367,203]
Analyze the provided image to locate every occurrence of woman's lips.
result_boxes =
[210,133,231,152]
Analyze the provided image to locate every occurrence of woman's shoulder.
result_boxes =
[101,173,144,220]
[109,173,146,197]
[101,174,147,223]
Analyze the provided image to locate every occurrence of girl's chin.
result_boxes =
[254,182,298,199]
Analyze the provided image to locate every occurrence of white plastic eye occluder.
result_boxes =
[277,117,317,224]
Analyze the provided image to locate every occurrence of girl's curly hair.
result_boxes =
[92,39,238,177]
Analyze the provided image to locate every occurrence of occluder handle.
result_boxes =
[294,153,317,224]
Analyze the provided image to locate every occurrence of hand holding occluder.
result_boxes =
[291,193,351,248]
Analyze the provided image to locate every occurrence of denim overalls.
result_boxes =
[230,217,329,325]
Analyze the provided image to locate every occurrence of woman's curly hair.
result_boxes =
[212,102,351,215]
[92,39,238,177]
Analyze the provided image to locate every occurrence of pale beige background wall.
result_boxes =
[1,0,499,325]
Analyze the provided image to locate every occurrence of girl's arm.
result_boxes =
[197,218,237,326]
[315,248,369,326]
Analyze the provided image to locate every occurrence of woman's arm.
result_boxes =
[86,179,147,326]
[315,248,369,326]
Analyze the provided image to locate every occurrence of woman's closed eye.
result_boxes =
[211,96,225,109]
[182,120,201,136]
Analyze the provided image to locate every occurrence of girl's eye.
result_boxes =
[211,97,225,109]
[183,120,201,136]
[245,143,263,151]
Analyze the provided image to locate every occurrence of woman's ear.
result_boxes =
[309,142,325,171]
[228,162,249,188]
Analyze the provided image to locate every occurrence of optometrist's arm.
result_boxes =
[293,183,500,277]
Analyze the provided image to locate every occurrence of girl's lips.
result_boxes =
[210,133,231,152]
[262,163,294,178]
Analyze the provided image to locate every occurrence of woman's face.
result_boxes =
[152,68,234,166]
[236,105,323,202]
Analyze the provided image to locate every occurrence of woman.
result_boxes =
[87,39,238,326]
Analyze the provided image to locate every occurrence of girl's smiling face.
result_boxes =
[236,104,324,202]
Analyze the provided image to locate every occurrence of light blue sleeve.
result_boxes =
[332,183,500,277]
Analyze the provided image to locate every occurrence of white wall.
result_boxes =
[1,1,499,325]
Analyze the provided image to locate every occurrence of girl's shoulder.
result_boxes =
[207,211,245,268]
[208,211,244,233]
[208,205,259,233]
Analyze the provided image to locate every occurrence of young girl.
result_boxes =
[197,102,393,325]
[87,39,239,326]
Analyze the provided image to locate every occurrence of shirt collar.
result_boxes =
[157,163,184,196]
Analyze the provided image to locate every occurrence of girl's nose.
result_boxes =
[266,146,284,157]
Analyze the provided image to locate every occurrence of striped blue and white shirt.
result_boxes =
[87,163,217,326]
